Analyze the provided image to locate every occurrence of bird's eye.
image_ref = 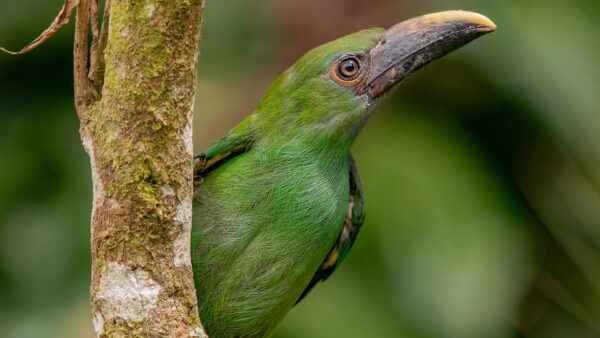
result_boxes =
[328,54,367,88]
[337,58,360,80]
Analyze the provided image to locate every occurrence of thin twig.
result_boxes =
[88,0,100,95]
[88,0,107,96]
[0,0,80,55]
[74,0,95,117]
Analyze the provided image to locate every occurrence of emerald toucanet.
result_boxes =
[191,10,496,337]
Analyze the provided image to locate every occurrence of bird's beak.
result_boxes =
[365,10,496,100]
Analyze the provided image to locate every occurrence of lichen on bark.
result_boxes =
[77,0,207,336]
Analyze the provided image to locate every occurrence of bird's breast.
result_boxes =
[191,151,350,335]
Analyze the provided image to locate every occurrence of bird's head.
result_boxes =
[256,10,496,151]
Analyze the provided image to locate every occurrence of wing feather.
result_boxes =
[295,154,365,304]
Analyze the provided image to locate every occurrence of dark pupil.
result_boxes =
[339,59,359,78]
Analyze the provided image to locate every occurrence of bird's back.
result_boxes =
[192,146,349,337]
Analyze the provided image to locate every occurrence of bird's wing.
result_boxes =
[194,116,255,184]
[295,154,365,304]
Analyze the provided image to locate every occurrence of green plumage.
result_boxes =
[190,11,496,337]
[192,29,382,337]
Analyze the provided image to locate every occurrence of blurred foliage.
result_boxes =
[1,0,599,337]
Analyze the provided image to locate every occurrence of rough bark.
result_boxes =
[76,1,207,336]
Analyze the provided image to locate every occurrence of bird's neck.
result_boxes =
[254,129,352,175]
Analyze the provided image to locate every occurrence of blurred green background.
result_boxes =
[1,0,599,337]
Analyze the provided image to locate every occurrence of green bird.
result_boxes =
[191,10,496,337]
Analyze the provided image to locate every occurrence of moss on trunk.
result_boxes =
[78,0,206,336]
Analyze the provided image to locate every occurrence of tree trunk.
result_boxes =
[77,1,206,336]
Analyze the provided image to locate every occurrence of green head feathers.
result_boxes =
[256,28,385,149]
